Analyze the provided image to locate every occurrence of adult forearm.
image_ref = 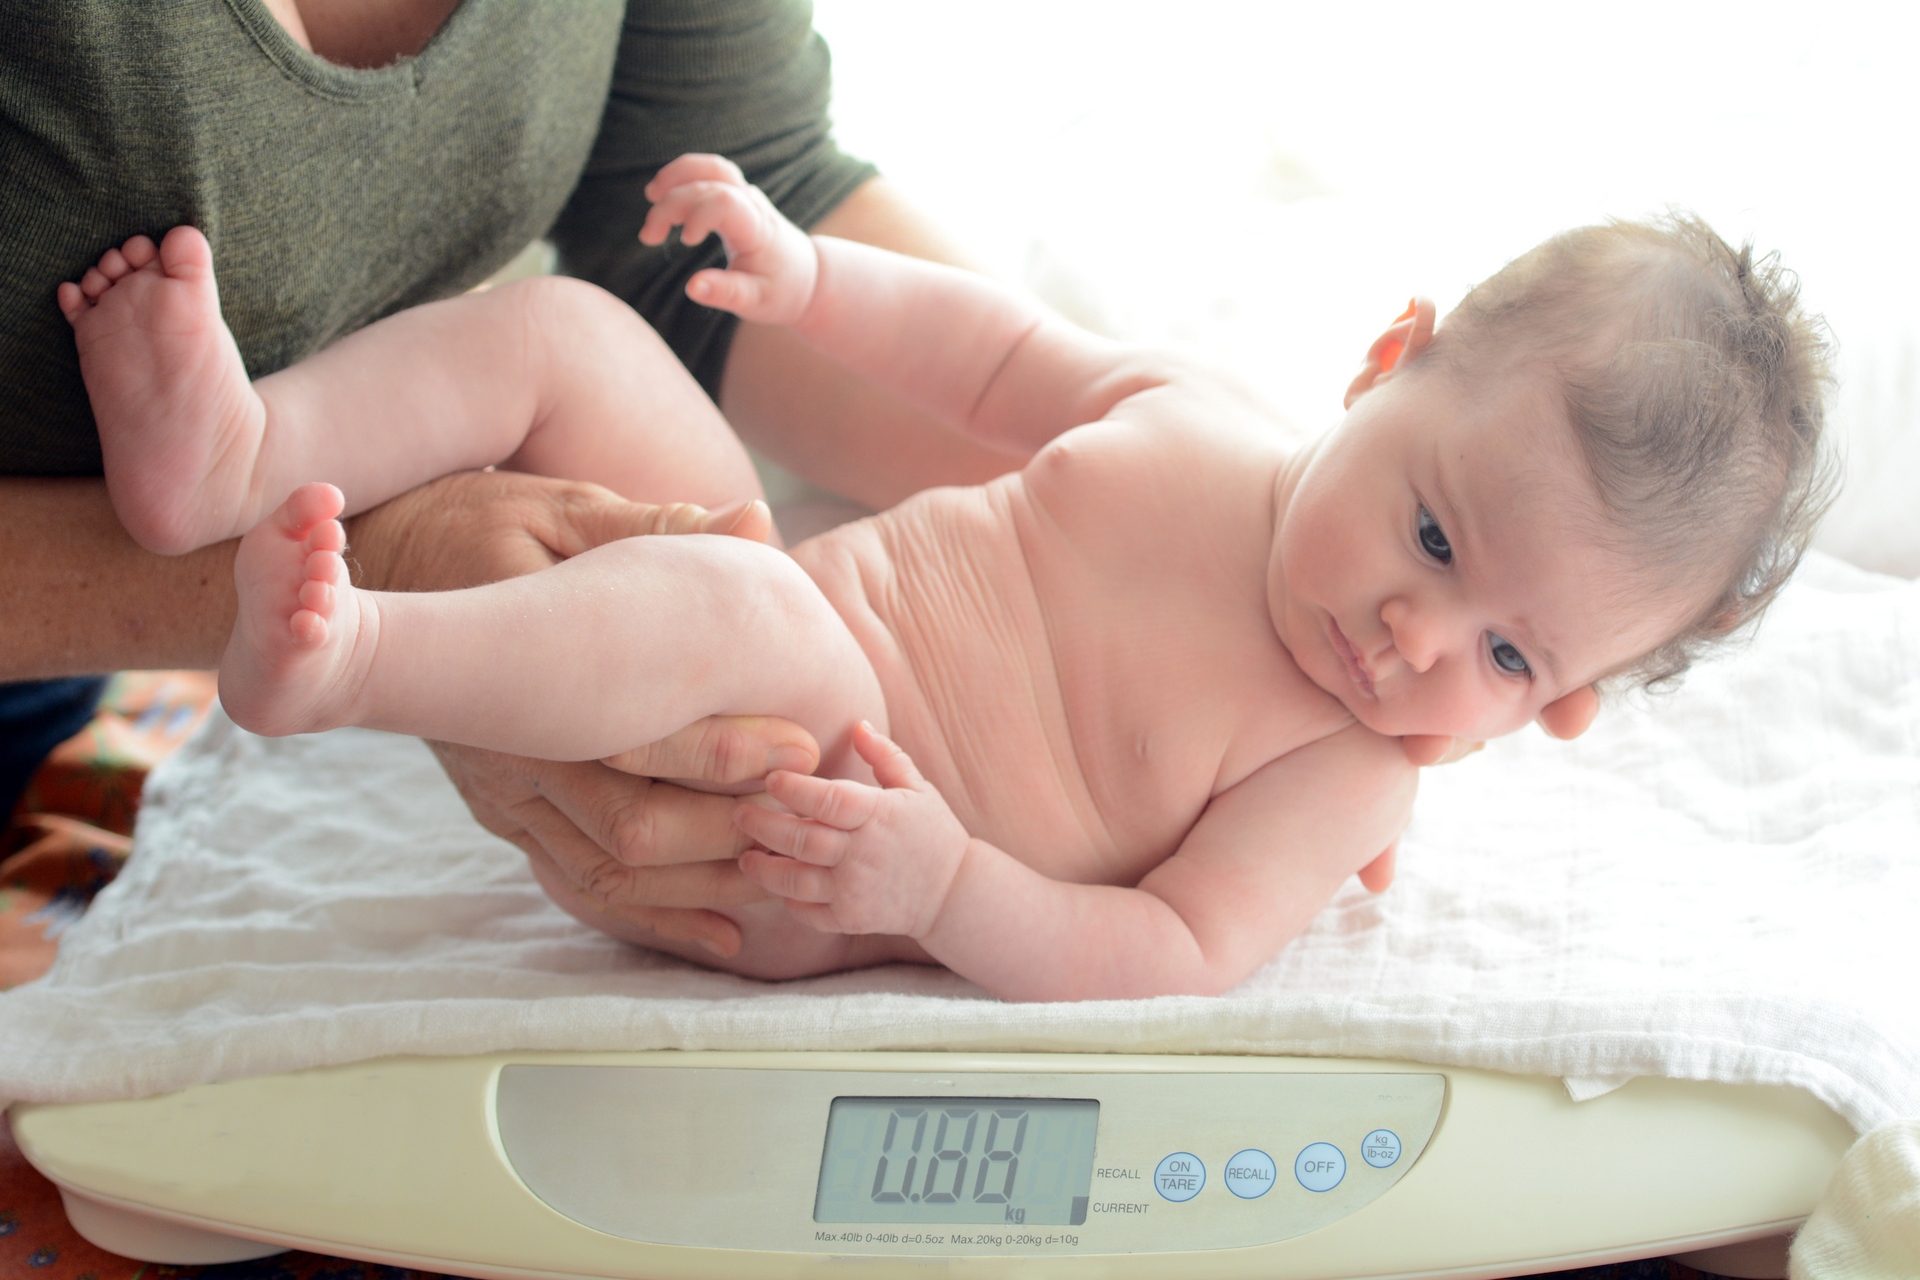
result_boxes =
[0,478,236,679]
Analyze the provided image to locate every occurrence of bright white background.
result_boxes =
[811,1,1920,574]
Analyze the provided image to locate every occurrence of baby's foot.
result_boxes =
[59,226,267,555]
[220,483,374,738]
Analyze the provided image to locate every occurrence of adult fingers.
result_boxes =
[555,493,773,557]
[523,849,744,958]
[739,848,835,902]
[602,715,818,788]
[540,758,763,868]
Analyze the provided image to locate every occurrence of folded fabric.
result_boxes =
[1790,1117,1920,1278]
[0,554,1914,1141]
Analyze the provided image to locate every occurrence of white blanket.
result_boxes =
[1,553,1915,1136]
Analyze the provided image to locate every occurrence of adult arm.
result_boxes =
[0,469,809,956]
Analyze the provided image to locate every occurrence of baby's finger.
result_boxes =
[851,721,926,792]
[733,801,852,865]
[686,269,777,315]
[644,153,746,203]
[782,898,849,935]
[762,770,880,831]
[739,848,835,902]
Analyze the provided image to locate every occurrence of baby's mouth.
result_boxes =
[1327,618,1376,698]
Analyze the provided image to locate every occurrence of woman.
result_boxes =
[0,0,1024,959]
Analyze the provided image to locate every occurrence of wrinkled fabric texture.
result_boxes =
[0,554,1914,1142]
[1790,1118,1920,1279]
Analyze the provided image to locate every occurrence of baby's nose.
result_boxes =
[1380,598,1444,675]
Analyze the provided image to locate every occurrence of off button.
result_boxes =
[1154,1152,1205,1202]
[1295,1142,1346,1192]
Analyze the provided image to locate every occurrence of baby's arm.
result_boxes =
[734,722,1415,1001]
[643,156,1166,457]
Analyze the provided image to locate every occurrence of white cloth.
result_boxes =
[0,554,1915,1140]
[1791,1118,1920,1278]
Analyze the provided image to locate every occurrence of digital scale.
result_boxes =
[10,1051,1853,1279]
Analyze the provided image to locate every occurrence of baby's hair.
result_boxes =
[1438,214,1836,688]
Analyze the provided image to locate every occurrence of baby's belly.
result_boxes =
[791,484,1119,880]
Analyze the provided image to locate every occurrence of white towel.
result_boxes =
[0,553,1915,1139]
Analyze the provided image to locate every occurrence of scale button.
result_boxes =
[1362,1129,1402,1168]
[1154,1152,1205,1202]
[1295,1142,1346,1192]
[1223,1149,1277,1199]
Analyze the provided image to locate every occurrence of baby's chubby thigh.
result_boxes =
[491,531,887,768]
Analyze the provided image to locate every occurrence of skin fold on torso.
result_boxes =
[791,375,1358,896]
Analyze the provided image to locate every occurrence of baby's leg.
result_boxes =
[257,274,766,519]
[223,485,883,776]
[64,229,761,554]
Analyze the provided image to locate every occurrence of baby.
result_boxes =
[61,157,1831,999]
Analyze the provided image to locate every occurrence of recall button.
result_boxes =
[1224,1148,1277,1199]
[1153,1152,1205,1202]
[1295,1142,1346,1193]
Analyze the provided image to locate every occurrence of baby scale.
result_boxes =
[11,1049,1850,1279]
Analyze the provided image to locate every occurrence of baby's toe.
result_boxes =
[120,235,157,269]
[97,248,131,281]
[288,609,330,649]
[297,576,335,621]
[80,267,111,298]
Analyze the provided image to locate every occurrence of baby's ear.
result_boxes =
[1343,297,1437,408]
[1537,685,1600,740]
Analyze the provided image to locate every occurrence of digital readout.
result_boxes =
[813,1097,1099,1226]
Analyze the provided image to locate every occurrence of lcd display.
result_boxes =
[813,1096,1099,1226]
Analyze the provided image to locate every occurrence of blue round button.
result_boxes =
[1362,1129,1402,1168]
[1294,1142,1346,1192]
[1223,1149,1277,1199]
[1153,1152,1205,1202]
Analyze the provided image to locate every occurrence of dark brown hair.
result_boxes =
[1439,214,1836,688]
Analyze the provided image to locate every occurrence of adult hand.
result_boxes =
[346,469,804,957]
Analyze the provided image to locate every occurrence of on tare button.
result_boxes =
[1294,1143,1345,1192]
[1154,1152,1205,1202]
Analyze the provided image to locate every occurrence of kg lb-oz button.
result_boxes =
[1294,1142,1345,1192]
[1154,1152,1205,1202]
[1362,1129,1402,1168]
[1224,1149,1277,1199]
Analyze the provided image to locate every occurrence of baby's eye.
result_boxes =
[1416,506,1453,564]
[1488,633,1531,677]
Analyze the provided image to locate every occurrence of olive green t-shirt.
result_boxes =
[0,0,875,476]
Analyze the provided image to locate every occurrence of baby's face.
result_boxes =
[1268,360,1690,741]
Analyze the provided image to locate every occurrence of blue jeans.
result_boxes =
[0,676,108,820]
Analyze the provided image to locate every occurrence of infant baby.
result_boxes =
[61,157,1830,999]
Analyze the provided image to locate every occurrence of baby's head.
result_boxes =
[1272,214,1835,744]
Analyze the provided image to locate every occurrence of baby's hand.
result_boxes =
[640,154,818,327]
[733,722,970,939]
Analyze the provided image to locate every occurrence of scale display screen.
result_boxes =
[813,1096,1099,1226]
